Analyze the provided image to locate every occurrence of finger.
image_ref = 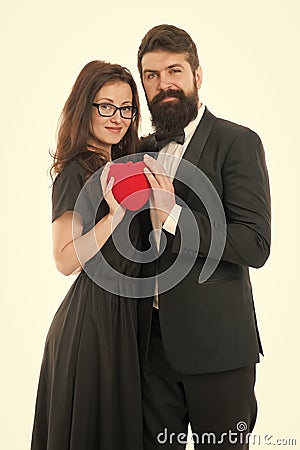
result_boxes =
[103,177,114,199]
[144,167,160,189]
[100,163,108,184]
[143,155,167,177]
[156,174,174,192]
[145,166,172,192]
[143,155,172,189]
[100,162,111,192]
[106,176,114,194]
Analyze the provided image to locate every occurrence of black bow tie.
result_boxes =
[154,131,185,150]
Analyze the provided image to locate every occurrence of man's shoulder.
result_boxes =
[210,110,259,141]
[138,109,261,151]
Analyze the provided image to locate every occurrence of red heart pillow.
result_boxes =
[107,161,151,211]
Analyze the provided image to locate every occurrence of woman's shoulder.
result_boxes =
[55,160,86,182]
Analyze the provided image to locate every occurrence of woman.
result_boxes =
[31,61,143,450]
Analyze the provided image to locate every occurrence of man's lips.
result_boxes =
[161,97,178,102]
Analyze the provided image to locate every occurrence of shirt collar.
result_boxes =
[184,103,206,140]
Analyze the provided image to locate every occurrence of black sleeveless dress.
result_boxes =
[31,161,143,450]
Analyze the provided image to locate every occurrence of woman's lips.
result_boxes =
[105,127,122,134]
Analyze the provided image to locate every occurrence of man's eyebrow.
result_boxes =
[167,63,184,69]
[143,63,185,73]
[143,69,158,74]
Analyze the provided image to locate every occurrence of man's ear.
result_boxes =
[195,66,203,89]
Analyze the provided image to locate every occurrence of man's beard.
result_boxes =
[148,86,199,136]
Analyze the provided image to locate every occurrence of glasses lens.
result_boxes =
[95,103,137,118]
[98,104,116,116]
[121,106,136,119]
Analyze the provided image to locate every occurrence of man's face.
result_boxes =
[141,51,202,133]
[141,51,202,103]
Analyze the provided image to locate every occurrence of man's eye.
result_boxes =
[170,69,181,74]
[146,73,157,80]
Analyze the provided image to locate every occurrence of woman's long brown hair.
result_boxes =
[49,60,140,183]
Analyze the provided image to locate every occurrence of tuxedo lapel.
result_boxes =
[173,108,217,203]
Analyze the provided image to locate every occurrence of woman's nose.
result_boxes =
[110,109,122,122]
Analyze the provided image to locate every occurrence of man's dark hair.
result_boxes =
[137,24,200,77]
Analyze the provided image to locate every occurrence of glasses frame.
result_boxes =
[92,103,138,119]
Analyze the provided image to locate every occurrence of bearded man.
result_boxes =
[137,24,271,450]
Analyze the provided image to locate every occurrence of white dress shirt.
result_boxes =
[150,104,206,307]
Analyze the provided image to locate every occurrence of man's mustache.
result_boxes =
[150,89,185,108]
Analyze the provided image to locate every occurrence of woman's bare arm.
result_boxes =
[52,165,124,276]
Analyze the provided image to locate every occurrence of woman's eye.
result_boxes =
[100,104,114,113]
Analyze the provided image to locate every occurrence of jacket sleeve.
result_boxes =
[168,129,271,268]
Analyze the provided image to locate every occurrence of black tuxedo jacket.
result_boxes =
[138,107,271,374]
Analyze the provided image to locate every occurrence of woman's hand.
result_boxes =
[100,163,126,228]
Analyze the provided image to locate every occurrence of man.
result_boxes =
[137,24,271,449]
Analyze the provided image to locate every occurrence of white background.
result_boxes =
[1,0,299,448]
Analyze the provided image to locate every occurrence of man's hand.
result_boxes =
[143,154,176,224]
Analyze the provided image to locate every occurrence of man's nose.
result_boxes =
[157,73,173,91]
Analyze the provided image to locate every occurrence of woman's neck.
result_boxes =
[87,140,112,161]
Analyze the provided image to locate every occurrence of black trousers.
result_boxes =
[141,308,257,449]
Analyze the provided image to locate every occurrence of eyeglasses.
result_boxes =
[92,103,138,119]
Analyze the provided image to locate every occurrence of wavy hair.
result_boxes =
[49,60,140,182]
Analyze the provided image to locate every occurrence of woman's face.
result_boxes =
[90,81,133,152]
